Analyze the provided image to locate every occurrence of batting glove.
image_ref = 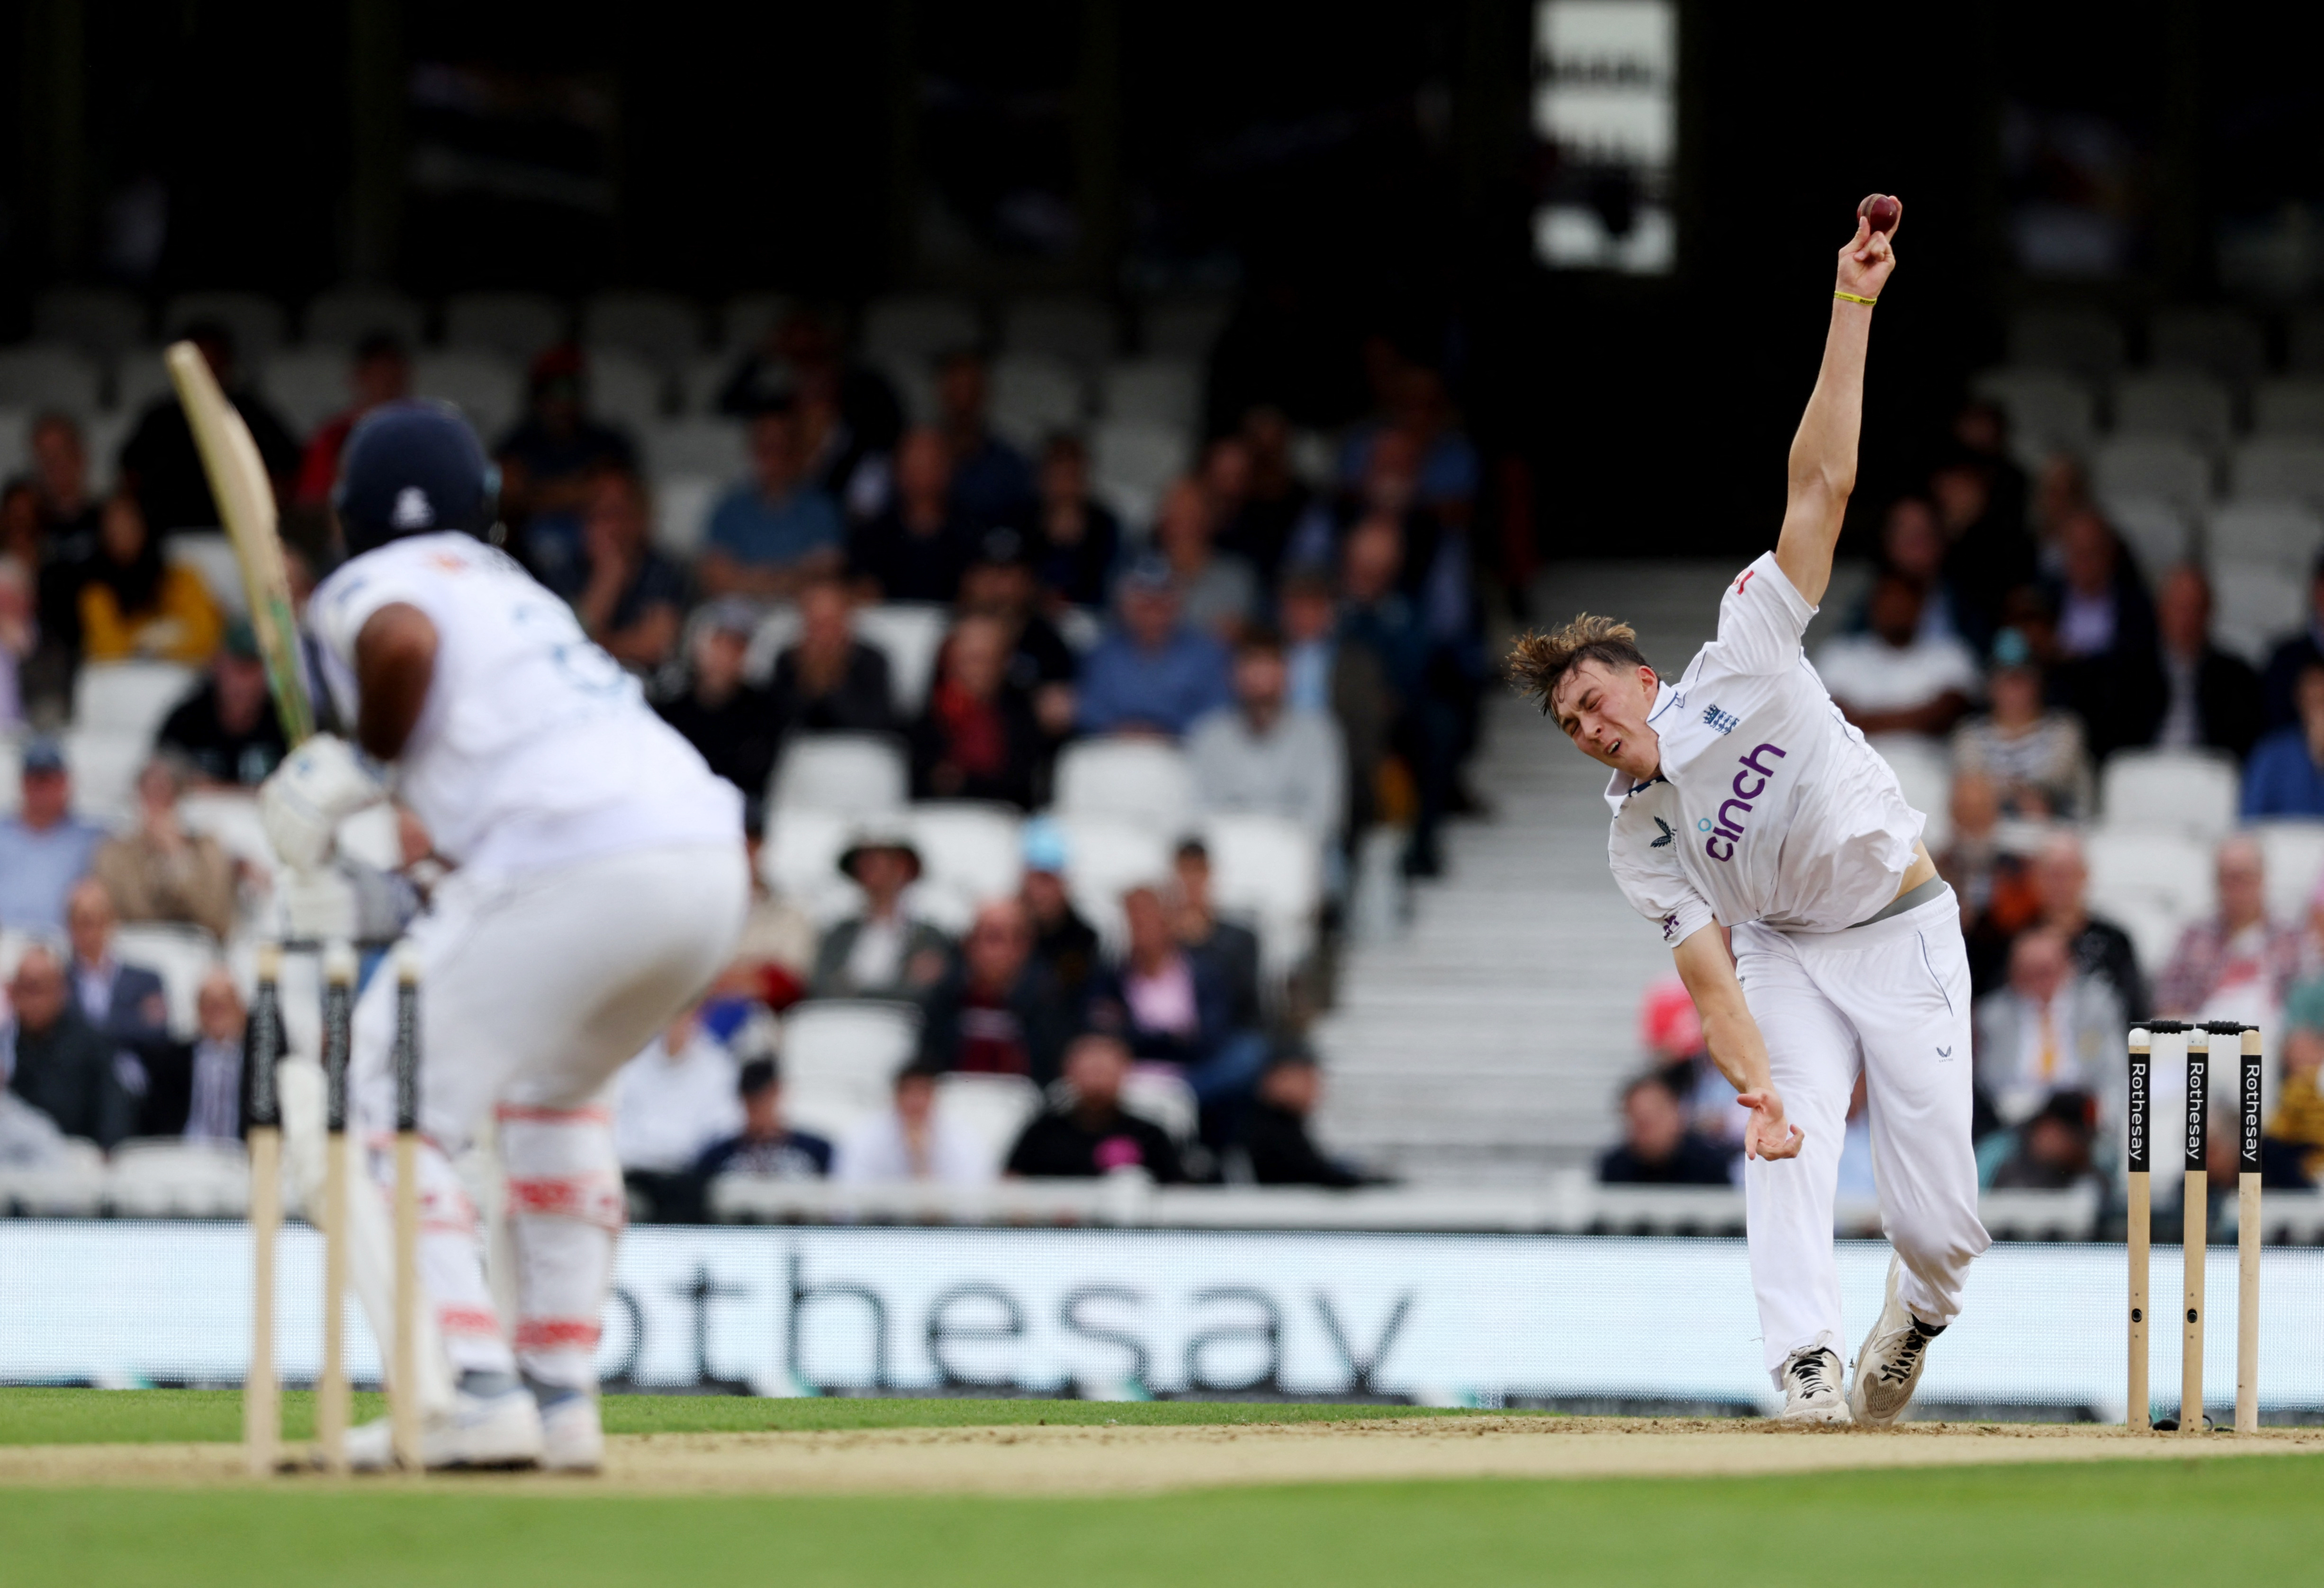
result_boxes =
[259,734,386,873]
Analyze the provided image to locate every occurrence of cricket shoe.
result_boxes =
[1848,1256,1946,1427]
[1779,1346,1852,1424]
[537,1391,604,1473]
[345,1383,544,1471]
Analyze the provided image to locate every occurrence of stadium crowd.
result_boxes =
[0,293,1459,1205]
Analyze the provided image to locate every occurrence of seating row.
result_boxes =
[2004,304,2324,386]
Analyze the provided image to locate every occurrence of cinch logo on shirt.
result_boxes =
[1698,742,1787,862]
[1701,704,1738,735]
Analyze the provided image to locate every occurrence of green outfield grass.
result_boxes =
[2,1456,2317,1587]
[0,1387,1503,1446]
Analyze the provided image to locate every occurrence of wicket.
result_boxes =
[242,942,426,1472]
[2126,1019,2262,1435]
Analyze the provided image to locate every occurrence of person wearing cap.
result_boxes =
[155,616,289,787]
[656,597,782,801]
[700,400,846,601]
[697,1057,834,1183]
[848,427,977,605]
[1019,816,1100,1006]
[809,825,955,1000]
[0,737,108,932]
[1072,555,1232,740]
[495,345,637,583]
[77,490,225,664]
[1948,627,2093,821]
[118,321,299,535]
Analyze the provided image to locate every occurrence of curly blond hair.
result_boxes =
[1505,614,1651,716]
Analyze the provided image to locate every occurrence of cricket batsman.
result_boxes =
[260,403,748,1468]
[1508,199,1988,1423]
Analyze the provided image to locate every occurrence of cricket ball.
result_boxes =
[1858,194,1901,236]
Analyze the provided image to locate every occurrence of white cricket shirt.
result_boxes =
[1605,552,1923,947]
[311,532,741,875]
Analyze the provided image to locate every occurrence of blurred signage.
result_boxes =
[1532,0,1678,274]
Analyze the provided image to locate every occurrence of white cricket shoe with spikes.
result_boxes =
[345,1384,543,1471]
[1849,1255,1946,1427]
[1779,1345,1852,1424]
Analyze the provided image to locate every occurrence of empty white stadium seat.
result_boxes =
[1122,1068,1199,1146]
[760,803,855,916]
[2097,749,2239,838]
[861,294,980,365]
[1865,735,1955,853]
[111,354,174,419]
[642,416,748,478]
[2252,377,2324,438]
[112,923,225,1039]
[59,727,145,823]
[679,350,739,416]
[2111,372,2233,453]
[302,286,424,348]
[1141,296,1233,359]
[1099,356,1201,430]
[2206,502,2324,569]
[0,741,20,816]
[178,790,273,870]
[1969,367,2097,469]
[2252,820,2324,925]
[784,999,921,1101]
[581,291,702,368]
[2149,307,2266,386]
[2085,825,2212,920]
[2006,306,2126,382]
[73,660,196,741]
[2099,894,2185,988]
[2098,496,2190,576]
[771,734,909,814]
[935,1072,1042,1172]
[852,603,949,714]
[258,347,352,437]
[0,344,102,418]
[649,472,722,558]
[585,345,665,435]
[162,292,288,365]
[2091,437,2213,516]
[1055,737,1196,832]
[412,350,522,442]
[164,532,247,619]
[442,291,566,361]
[909,801,1025,908]
[1054,815,1172,947]
[33,287,146,362]
[1200,812,1324,978]
[1090,419,1191,527]
[989,353,1087,451]
[108,1140,249,1219]
[0,1139,109,1217]
[2210,559,2305,664]
[741,603,803,682]
[999,295,1115,367]
[2228,439,2324,508]
[720,292,792,351]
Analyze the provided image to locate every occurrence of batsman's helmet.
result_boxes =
[333,400,499,557]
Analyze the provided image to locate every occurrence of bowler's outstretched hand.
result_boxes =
[1837,199,1900,301]
[1738,1086,1806,1161]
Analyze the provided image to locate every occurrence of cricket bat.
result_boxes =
[164,341,315,746]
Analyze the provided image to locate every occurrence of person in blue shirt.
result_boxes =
[1072,557,1233,739]
[0,739,108,933]
[699,403,845,601]
[2243,662,2324,818]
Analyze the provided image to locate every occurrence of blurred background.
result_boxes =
[4,0,2324,1413]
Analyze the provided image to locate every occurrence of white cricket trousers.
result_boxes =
[349,841,749,1394]
[1730,886,1989,1385]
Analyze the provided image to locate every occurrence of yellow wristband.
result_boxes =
[1833,290,1878,306]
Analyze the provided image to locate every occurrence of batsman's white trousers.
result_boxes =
[348,841,749,1391]
[1730,886,1989,1385]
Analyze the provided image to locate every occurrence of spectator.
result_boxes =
[24,413,104,710]
[910,612,1045,807]
[91,758,237,940]
[118,323,298,533]
[1087,885,1269,1112]
[849,427,977,604]
[695,1058,834,1181]
[957,529,1077,739]
[704,808,817,1012]
[155,619,289,787]
[1279,563,1391,841]
[1003,1031,1184,1181]
[809,826,954,1000]
[1336,364,1480,527]
[613,1006,743,1222]
[1186,626,1346,850]
[1021,818,1100,1007]
[1171,839,1263,1033]
[834,1060,991,1184]
[1815,571,1978,742]
[2154,834,2303,1029]
[1153,476,1257,641]
[1203,436,1287,589]
[1228,407,1314,589]
[496,346,637,580]
[27,411,101,544]
[1988,1090,2102,1191]
[1242,1050,1373,1187]
[1031,433,1121,610]
[718,302,905,472]
[2042,507,2162,759]
[2242,662,2324,819]
[1973,927,2124,1130]
[2028,830,2149,1023]
[917,898,1071,1083]
[699,404,845,600]
[656,599,780,804]
[2261,549,2324,731]
[1931,440,2037,647]
[65,877,170,1047]
[767,575,897,745]
[3,942,130,1147]
[1862,495,1965,645]
[78,491,223,664]
[934,350,1035,530]
[2152,564,2263,761]
[565,469,687,671]
[1636,976,1745,1154]
[1072,557,1233,738]
[0,739,108,932]
[2263,981,2324,1186]
[1597,1073,1735,1185]
[0,488,29,727]
[135,968,247,1142]
[1950,627,2093,820]
[292,333,413,506]
[1934,770,2041,996]
[1337,515,1458,875]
